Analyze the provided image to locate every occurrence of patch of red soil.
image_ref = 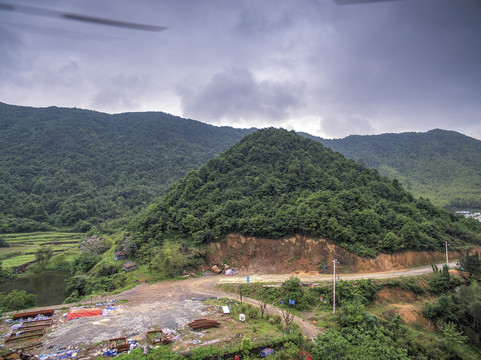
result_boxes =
[205,233,481,274]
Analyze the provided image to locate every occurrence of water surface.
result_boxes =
[0,271,70,307]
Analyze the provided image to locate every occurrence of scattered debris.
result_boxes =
[12,309,54,320]
[187,319,220,330]
[37,348,79,360]
[210,265,222,274]
[260,348,275,357]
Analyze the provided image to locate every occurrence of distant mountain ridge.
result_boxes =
[0,102,254,232]
[303,129,481,210]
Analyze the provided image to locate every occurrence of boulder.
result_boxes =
[211,265,222,274]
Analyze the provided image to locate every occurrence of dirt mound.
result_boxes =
[376,287,418,304]
[205,234,477,274]
[382,304,435,330]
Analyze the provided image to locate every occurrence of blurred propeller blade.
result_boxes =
[334,0,406,4]
[0,2,168,32]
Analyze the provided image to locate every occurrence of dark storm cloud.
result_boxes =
[0,0,480,139]
[179,67,305,125]
[305,0,481,137]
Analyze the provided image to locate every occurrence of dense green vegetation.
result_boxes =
[130,128,481,257]
[0,102,253,233]
[2,102,480,236]
[305,129,481,210]
[221,261,481,359]
[0,289,36,312]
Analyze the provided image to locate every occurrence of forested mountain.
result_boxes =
[130,128,481,257]
[2,101,480,235]
[304,130,481,210]
[0,102,254,233]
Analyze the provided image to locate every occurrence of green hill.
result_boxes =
[130,128,481,257]
[2,101,480,235]
[0,102,254,233]
[304,129,481,210]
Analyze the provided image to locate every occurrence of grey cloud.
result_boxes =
[90,74,149,112]
[321,116,374,138]
[1,0,480,140]
[179,68,305,125]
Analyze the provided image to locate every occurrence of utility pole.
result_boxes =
[333,259,339,314]
[444,242,449,265]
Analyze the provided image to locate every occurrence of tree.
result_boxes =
[150,242,186,278]
[35,245,54,269]
[71,252,100,274]
[280,307,295,328]
[0,236,9,248]
[458,252,481,280]
[441,322,467,349]
[79,235,112,255]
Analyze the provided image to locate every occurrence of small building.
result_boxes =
[122,261,137,272]
[114,251,128,261]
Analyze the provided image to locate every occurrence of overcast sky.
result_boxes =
[1,0,480,139]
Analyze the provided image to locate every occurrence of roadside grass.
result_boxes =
[170,298,292,356]
[0,232,84,269]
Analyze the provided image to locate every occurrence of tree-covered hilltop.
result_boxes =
[130,128,481,257]
[0,102,254,233]
[304,129,481,210]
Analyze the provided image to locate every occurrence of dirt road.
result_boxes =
[218,261,458,284]
[7,260,455,354]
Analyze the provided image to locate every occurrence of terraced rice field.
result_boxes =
[0,232,84,268]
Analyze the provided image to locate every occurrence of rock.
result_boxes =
[211,265,222,274]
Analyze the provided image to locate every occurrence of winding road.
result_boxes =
[38,261,457,340]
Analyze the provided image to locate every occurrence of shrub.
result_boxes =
[0,236,9,248]
[240,337,253,353]
[0,289,36,311]
[71,252,100,274]
[96,263,120,277]
[65,274,90,298]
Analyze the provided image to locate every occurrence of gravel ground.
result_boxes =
[38,299,212,355]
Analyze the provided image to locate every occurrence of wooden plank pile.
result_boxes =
[187,319,220,330]
[146,330,171,345]
[5,319,53,343]
[108,337,130,353]
[12,309,55,320]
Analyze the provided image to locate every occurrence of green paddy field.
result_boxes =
[0,232,84,268]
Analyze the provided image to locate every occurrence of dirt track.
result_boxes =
[23,260,456,352]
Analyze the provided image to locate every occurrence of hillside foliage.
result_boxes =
[308,129,481,210]
[0,102,253,233]
[130,128,481,257]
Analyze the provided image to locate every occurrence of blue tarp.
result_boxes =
[260,348,275,357]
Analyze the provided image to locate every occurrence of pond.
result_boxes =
[0,271,70,307]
